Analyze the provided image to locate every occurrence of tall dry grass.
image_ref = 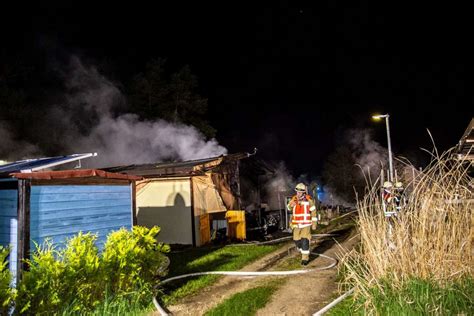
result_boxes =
[342,148,473,309]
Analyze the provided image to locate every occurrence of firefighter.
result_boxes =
[382,181,394,203]
[382,181,396,217]
[393,181,406,211]
[287,183,317,265]
[382,181,397,249]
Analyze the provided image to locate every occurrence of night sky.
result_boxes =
[1,1,473,176]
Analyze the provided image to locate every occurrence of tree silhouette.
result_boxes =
[128,59,216,138]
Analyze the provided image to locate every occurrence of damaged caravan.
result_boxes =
[105,153,251,246]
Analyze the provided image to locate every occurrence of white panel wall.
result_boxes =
[136,179,194,245]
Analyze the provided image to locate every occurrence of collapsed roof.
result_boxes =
[103,152,254,178]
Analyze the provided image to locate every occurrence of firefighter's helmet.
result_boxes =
[395,181,403,188]
[383,181,393,189]
[295,183,307,192]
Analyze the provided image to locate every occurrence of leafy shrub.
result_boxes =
[16,240,66,314]
[15,226,169,314]
[102,226,170,303]
[61,232,102,312]
[0,246,15,315]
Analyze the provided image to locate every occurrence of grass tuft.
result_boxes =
[204,279,283,316]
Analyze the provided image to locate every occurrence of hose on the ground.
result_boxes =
[313,288,355,316]
[153,234,339,316]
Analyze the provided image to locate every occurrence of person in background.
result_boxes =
[382,181,397,217]
[393,181,407,211]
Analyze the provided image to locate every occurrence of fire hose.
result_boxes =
[153,234,339,316]
[313,288,354,316]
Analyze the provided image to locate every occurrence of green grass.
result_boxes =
[161,244,280,305]
[85,301,152,316]
[61,293,154,316]
[326,296,363,316]
[204,279,283,316]
[327,278,474,316]
[371,278,474,315]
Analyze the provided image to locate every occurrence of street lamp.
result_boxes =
[372,114,394,182]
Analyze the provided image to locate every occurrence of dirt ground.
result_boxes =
[160,227,359,316]
[163,243,292,315]
[257,231,359,316]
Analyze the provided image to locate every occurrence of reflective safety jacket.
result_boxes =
[383,189,393,203]
[287,195,317,228]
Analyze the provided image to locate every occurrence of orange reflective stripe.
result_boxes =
[294,204,310,214]
[292,213,312,224]
[291,195,315,225]
[293,215,311,220]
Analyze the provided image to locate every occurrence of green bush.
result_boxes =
[102,226,169,303]
[0,246,15,315]
[62,232,103,312]
[17,233,104,314]
[15,226,169,315]
[16,240,66,314]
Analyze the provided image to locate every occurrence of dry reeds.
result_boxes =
[342,148,473,308]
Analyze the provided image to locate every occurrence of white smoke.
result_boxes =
[76,115,227,167]
[266,162,294,192]
[51,56,227,167]
[320,128,390,207]
[261,162,295,210]
[320,185,355,208]
[64,56,121,116]
[260,163,327,210]
[348,128,388,182]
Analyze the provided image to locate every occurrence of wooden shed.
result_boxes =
[0,167,140,282]
[105,153,251,246]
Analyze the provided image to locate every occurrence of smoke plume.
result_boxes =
[2,56,227,167]
[348,128,388,181]
[320,185,354,208]
[321,128,390,207]
[263,162,295,210]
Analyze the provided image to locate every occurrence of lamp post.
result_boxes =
[372,114,394,182]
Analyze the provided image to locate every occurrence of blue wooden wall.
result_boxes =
[29,184,132,251]
[0,187,18,280]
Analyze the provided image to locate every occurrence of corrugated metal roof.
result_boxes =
[104,152,253,177]
[0,153,97,177]
[10,169,142,180]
